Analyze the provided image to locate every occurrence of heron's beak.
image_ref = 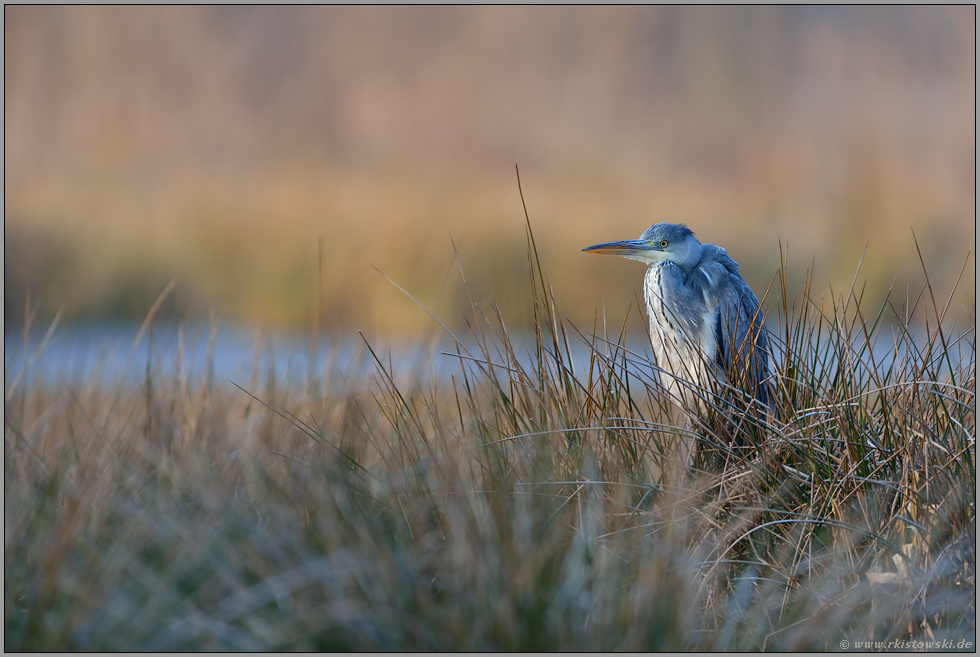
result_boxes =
[582,239,661,264]
[582,239,651,256]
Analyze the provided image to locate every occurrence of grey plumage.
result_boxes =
[583,222,772,413]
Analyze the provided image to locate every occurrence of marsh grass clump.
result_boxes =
[4,224,975,650]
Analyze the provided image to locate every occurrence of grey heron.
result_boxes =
[584,223,772,471]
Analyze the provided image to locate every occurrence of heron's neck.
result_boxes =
[645,262,679,305]
[652,260,691,276]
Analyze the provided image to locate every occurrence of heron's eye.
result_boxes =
[659,240,669,248]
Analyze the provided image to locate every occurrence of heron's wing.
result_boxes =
[695,249,772,406]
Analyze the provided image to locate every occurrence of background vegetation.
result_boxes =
[4,6,975,331]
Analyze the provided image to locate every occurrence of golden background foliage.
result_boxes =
[5,6,975,332]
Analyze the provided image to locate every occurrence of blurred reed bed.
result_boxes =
[5,6,976,330]
[5,159,974,333]
[4,220,975,650]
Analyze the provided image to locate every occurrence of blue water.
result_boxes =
[3,321,640,392]
[5,320,971,394]
[3,322,447,392]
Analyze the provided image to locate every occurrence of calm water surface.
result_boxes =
[4,322,623,391]
[4,321,970,393]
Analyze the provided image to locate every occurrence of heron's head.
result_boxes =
[582,222,703,269]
